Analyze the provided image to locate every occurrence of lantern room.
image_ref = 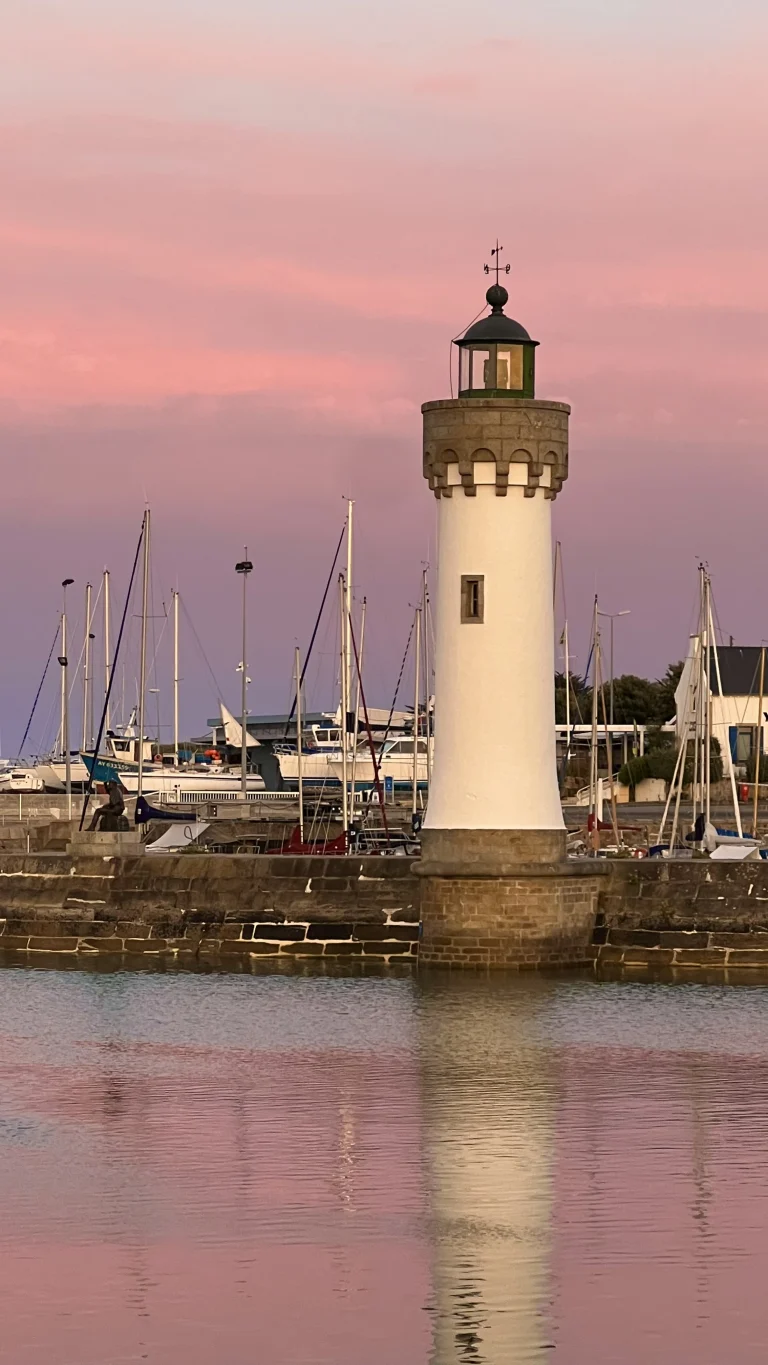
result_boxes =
[455,283,538,399]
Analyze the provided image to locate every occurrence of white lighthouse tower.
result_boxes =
[418,253,600,969]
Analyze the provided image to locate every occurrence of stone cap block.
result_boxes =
[418,828,570,876]
[422,398,571,416]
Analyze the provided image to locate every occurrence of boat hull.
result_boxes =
[275,751,341,787]
[81,753,265,802]
[117,772,266,802]
[327,756,429,789]
[36,761,91,792]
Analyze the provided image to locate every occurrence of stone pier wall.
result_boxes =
[4,850,768,976]
[595,859,768,975]
[0,852,419,966]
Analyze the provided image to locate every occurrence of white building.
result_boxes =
[675,640,766,776]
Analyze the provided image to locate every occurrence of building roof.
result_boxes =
[461,312,534,345]
[708,646,766,696]
[458,284,537,347]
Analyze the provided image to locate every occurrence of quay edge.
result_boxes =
[1,851,768,978]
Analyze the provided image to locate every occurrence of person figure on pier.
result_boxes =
[88,780,127,832]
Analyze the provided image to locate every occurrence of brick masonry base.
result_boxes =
[418,867,603,970]
[416,828,603,969]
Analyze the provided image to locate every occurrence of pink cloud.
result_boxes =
[0,313,398,413]
[0,7,766,735]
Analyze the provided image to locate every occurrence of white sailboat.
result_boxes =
[82,573,268,803]
[219,702,261,754]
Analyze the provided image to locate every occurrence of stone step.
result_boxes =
[65,831,144,856]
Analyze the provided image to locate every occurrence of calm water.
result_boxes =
[1,967,768,1363]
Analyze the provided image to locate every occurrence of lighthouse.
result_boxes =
[417,253,601,969]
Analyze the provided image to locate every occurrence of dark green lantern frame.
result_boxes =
[455,339,537,400]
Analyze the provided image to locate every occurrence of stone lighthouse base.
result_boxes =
[416,830,604,970]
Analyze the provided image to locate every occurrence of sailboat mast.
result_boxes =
[103,569,111,734]
[708,585,742,837]
[59,612,66,763]
[564,621,571,736]
[589,596,599,846]
[173,589,180,766]
[339,573,349,837]
[555,541,572,781]
[137,509,150,800]
[350,596,366,801]
[752,646,765,839]
[295,646,304,843]
[82,582,92,751]
[60,577,74,821]
[344,499,354,757]
[704,571,712,828]
[693,566,706,825]
[412,606,421,817]
[63,606,72,819]
[422,568,431,787]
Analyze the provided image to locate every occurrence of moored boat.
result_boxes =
[327,736,431,789]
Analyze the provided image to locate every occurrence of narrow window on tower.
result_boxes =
[460,575,484,624]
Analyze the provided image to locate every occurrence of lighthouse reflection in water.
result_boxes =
[2,969,768,1363]
[421,976,555,1362]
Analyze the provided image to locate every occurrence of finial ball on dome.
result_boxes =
[486,282,508,311]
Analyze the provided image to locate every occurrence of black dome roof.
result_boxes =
[458,284,538,347]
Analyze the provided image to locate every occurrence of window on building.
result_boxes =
[461,575,484,623]
[736,726,754,763]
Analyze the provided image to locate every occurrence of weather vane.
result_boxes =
[484,240,510,287]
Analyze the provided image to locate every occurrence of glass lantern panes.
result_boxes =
[457,341,534,397]
[471,350,491,390]
[496,347,523,391]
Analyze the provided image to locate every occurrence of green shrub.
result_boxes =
[618,736,721,788]
[746,753,768,783]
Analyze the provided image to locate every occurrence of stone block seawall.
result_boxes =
[596,859,768,976]
[0,853,419,966]
[6,852,768,977]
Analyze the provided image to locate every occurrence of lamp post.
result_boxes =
[597,608,631,726]
[235,552,253,800]
[59,578,74,820]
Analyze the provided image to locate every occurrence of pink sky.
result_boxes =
[1,0,767,744]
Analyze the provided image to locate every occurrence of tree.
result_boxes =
[554,672,591,725]
[651,661,684,723]
[554,659,686,728]
[606,674,659,724]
